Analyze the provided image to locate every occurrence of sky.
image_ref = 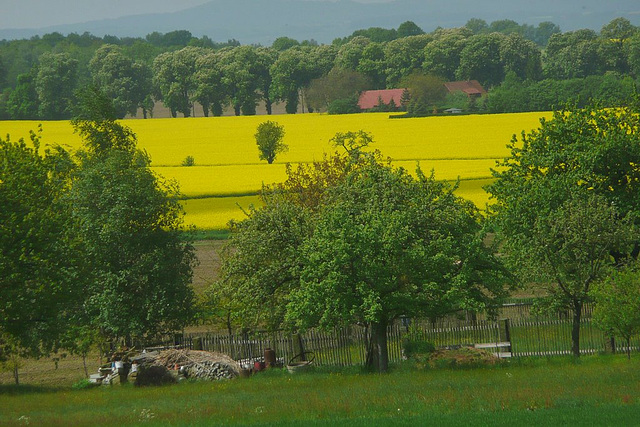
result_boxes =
[0,0,389,30]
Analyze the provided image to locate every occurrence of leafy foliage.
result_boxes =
[591,263,640,359]
[255,120,287,164]
[487,102,640,356]
[0,128,81,357]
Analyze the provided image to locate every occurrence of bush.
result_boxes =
[402,330,436,359]
[182,155,195,166]
[328,97,360,115]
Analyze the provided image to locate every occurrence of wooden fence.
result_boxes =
[160,314,637,368]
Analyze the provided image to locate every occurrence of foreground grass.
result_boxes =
[1,355,639,426]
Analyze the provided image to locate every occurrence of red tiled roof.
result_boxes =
[358,89,406,110]
[444,80,487,95]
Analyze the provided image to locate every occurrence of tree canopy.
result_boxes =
[214,133,509,372]
[487,102,640,356]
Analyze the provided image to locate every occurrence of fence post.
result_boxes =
[193,336,203,351]
[292,333,305,361]
[604,336,616,354]
[499,319,511,354]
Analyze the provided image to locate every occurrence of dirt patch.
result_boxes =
[191,239,225,296]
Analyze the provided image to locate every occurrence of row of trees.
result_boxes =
[0,91,196,382]
[208,101,640,371]
[2,18,640,119]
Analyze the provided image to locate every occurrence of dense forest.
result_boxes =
[0,16,639,120]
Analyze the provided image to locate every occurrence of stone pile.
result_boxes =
[154,349,240,381]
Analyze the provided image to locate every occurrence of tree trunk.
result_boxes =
[13,364,19,385]
[82,353,89,378]
[627,337,632,360]
[265,98,273,115]
[371,320,389,373]
[571,300,583,357]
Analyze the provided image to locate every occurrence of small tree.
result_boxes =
[591,264,640,360]
[255,121,287,164]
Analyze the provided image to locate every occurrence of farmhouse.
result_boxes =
[358,88,406,110]
[443,80,487,98]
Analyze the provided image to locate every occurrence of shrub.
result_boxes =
[328,97,360,115]
[402,337,436,359]
[182,155,195,166]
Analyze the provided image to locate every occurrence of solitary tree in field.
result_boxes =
[255,120,287,164]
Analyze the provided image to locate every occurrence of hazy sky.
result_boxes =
[0,0,390,29]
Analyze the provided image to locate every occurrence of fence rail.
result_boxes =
[158,314,638,368]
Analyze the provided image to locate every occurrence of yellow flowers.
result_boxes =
[1,111,550,230]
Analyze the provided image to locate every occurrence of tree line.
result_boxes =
[1,17,640,120]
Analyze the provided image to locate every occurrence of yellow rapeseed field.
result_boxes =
[1,111,549,230]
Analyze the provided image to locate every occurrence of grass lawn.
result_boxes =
[1,355,639,426]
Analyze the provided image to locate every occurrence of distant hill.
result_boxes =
[2,0,640,44]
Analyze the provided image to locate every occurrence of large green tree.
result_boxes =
[89,44,153,119]
[287,160,509,372]
[152,46,204,117]
[35,52,78,119]
[456,33,505,87]
[487,102,640,356]
[0,129,81,357]
[543,30,602,79]
[68,90,197,342]
[215,133,508,372]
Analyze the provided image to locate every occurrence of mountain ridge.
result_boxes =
[2,0,640,44]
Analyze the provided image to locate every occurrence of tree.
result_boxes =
[423,28,472,81]
[543,30,602,79]
[271,46,336,114]
[89,44,152,118]
[6,70,39,119]
[195,52,227,117]
[334,36,371,71]
[487,102,640,357]
[397,21,425,38]
[272,36,300,51]
[68,91,197,342]
[287,160,509,372]
[153,47,204,117]
[402,73,447,113]
[384,34,432,87]
[465,18,489,34]
[499,33,542,81]
[456,33,505,88]
[255,120,287,164]
[306,68,369,112]
[599,18,637,74]
[591,264,640,360]
[0,128,81,358]
[217,46,263,116]
[35,52,78,119]
[357,42,387,89]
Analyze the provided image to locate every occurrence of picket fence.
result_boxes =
[159,314,639,368]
